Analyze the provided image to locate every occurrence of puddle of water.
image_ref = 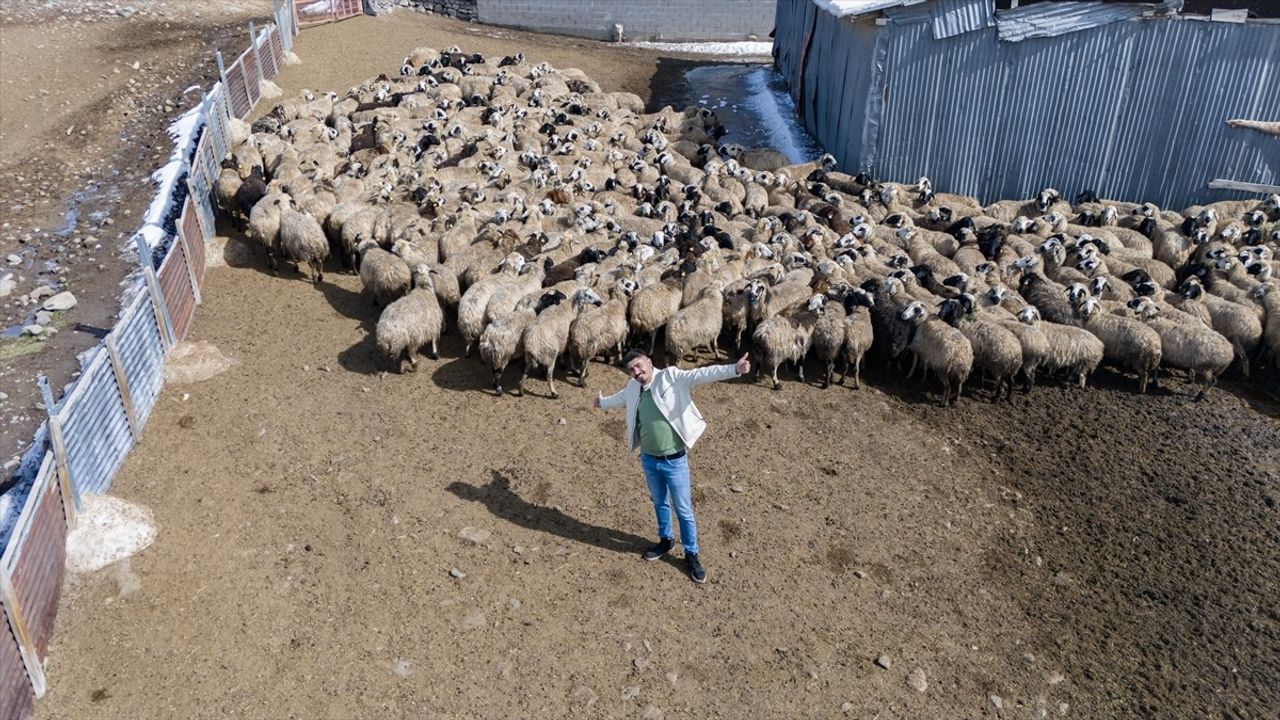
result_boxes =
[1,325,24,339]
[680,64,823,163]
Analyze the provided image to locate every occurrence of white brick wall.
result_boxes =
[477,0,775,41]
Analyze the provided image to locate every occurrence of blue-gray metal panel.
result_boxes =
[783,0,1278,207]
[929,0,993,38]
[115,295,166,425]
[60,355,133,495]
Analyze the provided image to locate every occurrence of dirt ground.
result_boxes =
[23,9,1280,720]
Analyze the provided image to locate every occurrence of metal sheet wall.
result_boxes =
[8,480,68,659]
[0,609,33,718]
[158,241,196,340]
[776,0,1280,207]
[58,352,134,496]
[115,294,167,426]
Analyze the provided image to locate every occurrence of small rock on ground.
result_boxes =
[42,291,77,311]
[874,655,892,670]
[908,668,927,692]
[458,526,491,545]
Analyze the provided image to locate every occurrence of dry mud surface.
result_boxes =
[21,10,1280,720]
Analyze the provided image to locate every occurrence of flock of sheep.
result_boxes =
[213,46,1280,405]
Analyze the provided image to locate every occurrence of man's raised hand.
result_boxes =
[735,353,751,376]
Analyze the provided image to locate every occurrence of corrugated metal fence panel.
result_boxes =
[190,140,218,243]
[268,26,286,75]
[182,199,208,289]
[241,49,262,108]
[227,59,253,119]
[115,294,166,425]
[930,0,992,38]
[256,29,279,80]
[205,85,231,162]
[9,476,67,660]
[0,602,33,718]
[60,351,134,496]
[774,0,815,101]
[157,241,195,340]
[786,0,1280,208]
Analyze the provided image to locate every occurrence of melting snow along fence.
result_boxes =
[0,1,353,714]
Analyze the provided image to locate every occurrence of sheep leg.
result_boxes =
[711,338,721,360]
[852,356,862,390]
[1233,339,1250,378]
[429,340,439,360]
[1138,368,1148,394]
[311,260,324,284]
[939,375,952,407]
[516,367,527,397]
[953,378,965,406]
[493,367,504,396]
[823,361,834,389]
[907,353,919,381]
[796,359,806,384]
[547,358,559,399]
[771,363,781,391]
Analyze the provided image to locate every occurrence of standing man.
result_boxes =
[593,349,750,584]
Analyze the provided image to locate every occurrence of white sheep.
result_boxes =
[357,239,412,306]
[376,266,445,372]
[277,203,330,284]
[900,300,974,406]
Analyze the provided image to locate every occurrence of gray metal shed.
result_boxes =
[773,0,1280,209]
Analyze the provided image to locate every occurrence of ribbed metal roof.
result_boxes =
[930,0,995,38]
[997,0,1183,41]
[813,0,926,18]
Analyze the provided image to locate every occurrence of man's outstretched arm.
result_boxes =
[670,354,752,387]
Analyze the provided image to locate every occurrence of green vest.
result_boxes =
[637,387,685,456]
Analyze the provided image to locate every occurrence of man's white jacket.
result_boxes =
[599,363,740,453]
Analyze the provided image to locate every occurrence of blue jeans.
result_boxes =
[640,453,698,555]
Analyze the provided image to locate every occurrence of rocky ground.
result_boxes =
[0,0,273,476]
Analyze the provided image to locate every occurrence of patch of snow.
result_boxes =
[65,494,156,574]
[625,41,773,57]
[134,103,205,252]
[743,67,811,164]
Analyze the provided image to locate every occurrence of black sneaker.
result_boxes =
[686,553,707,584]
[643,537,674,561]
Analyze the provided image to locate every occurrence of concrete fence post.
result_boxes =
[37,376,79,523]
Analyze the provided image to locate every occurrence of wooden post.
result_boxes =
[38,376,79,522]
[104,336,143,442]
[135,235,176,350]
[176,220,203,304]
[0,570,46,698]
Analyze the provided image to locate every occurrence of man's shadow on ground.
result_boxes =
[447,469,684,571]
